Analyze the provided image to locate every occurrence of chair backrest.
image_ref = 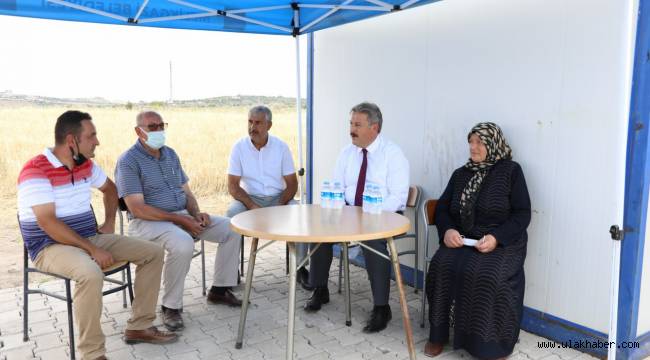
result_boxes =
[89,204,99,229]
[423,199,438,226]
[118,198,129,212]
[17,214,30,268]
[117,198,129,236]
[405,185,421,208]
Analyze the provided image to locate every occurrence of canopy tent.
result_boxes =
[0,0,435,34]
[0,0,436,206]
[3,2,648,359]
[0,2,439,359]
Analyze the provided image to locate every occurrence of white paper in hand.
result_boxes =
[462,238,478,247]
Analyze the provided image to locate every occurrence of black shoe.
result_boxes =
[161,306,184,331]
[362,305,392,333]
[304,287,329,312]
[296,267,313,291]
[207,288,243,307]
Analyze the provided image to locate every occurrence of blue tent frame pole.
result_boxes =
[306,32,314,204]
[618,0,650,357]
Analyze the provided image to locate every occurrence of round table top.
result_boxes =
[230,204,410,243]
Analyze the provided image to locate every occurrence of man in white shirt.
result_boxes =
[227,106,310,288]
[304,102,409,334]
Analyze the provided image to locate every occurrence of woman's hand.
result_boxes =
[476,234,498,253]
[443,229,464,248]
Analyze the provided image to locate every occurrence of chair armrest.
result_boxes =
[394,232,415,240]
[102,261,129,274]
[396,249,416,257]
[26,267,72,281]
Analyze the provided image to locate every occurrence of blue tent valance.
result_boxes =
[0,0,436,35]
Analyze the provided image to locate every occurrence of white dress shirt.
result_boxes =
[228,135,296,197]
[332,135,409,212]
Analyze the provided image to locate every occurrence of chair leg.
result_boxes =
[240,235,245,277]
[23,246,29,342]
[338,245,343,294]
[65,279,76,360]
[421,259,429,328]
[285,244,289,274]
[126,264,134,304]
[121,270,127,308]
[201,238,206,296]
[23,272,29,342]
[414,238,419,294]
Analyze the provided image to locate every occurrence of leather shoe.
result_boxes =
[362,305,392,333]
[296,266,313,291]
[424,341,444,357]
[304,287,329,312]
[207,288,243,307]
[92,356,108,360]
[124,326,178,344]
[161,306,184,331]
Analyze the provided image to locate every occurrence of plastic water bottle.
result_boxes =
[332,181,344,209]
[367,184,378,214]
[362,183,372,213]
[367,185,376,214]
[373,185,383,214]
[320,180,332,208]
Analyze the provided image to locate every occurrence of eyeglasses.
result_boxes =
[142,122,168,131]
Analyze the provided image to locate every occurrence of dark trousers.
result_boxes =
[309,239,391,306]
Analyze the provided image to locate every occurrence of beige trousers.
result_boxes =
[128,210,240,309]
[34,234,164,360]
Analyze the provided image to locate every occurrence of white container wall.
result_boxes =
[312,0,634,333]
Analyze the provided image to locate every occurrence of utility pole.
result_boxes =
[168,60,173,104]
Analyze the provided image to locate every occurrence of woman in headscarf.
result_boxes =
[424,122,531,359]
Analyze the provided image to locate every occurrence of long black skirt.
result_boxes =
[426,243,526,359]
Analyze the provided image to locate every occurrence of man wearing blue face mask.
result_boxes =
[115,111,242,332]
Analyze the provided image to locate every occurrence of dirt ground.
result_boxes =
[1,194,230,289]
[1,202,24,289]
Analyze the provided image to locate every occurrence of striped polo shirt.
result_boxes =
[115,140,189,213]
[17,148,107,261]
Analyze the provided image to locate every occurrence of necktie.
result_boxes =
[354,148,368,206]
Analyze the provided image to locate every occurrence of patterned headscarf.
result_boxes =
[459,122,512,232]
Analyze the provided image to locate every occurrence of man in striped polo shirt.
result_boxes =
[17,111,177,360]
[115,111,242,332]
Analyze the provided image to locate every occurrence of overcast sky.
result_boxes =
[0,15,307,102]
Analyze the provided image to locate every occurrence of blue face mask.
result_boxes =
[144,130,166,149]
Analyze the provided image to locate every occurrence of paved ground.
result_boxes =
[0,241,596,360]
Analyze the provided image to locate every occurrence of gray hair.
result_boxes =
[351,102,382,133]
[136,110,162,126]
[248,105,272,123]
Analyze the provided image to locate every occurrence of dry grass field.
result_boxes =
[0,105,305,288]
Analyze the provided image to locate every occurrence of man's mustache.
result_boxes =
[350,133,357,138]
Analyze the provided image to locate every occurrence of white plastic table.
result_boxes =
[230,204,415,360]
